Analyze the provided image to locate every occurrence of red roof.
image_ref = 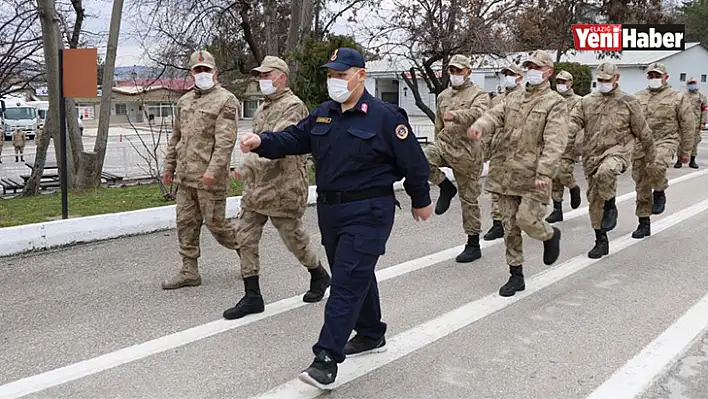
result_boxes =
[115,79,193,92]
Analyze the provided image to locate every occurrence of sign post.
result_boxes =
[59,48,97,219]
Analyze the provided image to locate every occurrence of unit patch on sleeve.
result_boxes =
[395,124,409,140]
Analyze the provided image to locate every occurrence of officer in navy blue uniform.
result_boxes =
[240,47,434,389]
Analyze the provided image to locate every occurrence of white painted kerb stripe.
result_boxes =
[252,197,708,399]
[585,292,708,399]
[0,170,706,398]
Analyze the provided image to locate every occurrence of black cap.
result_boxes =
[321,48,365,71]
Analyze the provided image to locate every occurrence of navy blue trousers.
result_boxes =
[312,195,396,363]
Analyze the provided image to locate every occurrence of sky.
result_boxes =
[80,0,389,67]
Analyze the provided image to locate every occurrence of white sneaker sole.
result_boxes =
[298,372,334,390]
[345,345,387,358]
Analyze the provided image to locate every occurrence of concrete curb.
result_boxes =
[0,166,483,258]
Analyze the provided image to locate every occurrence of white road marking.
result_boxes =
[252,197,708,399]
[0,170,707,399]
[585,293,708,399]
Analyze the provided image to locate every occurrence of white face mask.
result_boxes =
[259,79,276,96]
[556,84,569,93]
[194,72,215,90]
[450,75,466,87]
[598,82,614,93]
[504,76,518,88]
[526,69,545,85]
[648,78,663,89]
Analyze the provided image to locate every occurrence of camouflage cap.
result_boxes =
[646,62,668,75]
[522,50,554,68]
[251,56,290,77]
[500,64,523,76]
[688,77,697,84]
[596,62,619,80]
[448,54,471,70]
[556,70,573,82]
[189,50,216,70]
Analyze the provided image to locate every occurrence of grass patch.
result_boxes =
[0,165,316,228]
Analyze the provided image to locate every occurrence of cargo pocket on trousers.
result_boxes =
[353,235,386,256]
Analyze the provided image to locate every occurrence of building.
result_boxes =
[365,43,708,118]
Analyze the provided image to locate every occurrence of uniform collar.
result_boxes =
[264,88,292,105]
[560,88,576,97]
[525,80,551,94]
[194,83,220,97]
[328,89,373,114]
[452,80,473,91]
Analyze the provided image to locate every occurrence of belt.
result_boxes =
[317,186,394,205]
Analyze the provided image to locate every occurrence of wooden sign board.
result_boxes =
[63,48,98,98]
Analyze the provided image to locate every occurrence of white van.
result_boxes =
[1,97,37,141]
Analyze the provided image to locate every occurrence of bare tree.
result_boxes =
[0,0,44,99]
[365,0,522,122]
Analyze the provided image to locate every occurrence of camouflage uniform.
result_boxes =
[630,63,695,238]
[426,54,489,263]
[567,62,656,258]
[470,50,565,297]
[223,56,331,321]
[546,70,583,224]
[680,77,707,168]
[161,50,240,290]
[483,63,523,242]
[12,129,25,162]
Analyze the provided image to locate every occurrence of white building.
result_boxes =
[365,42,708,118]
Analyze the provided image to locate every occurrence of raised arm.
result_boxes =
[253,112,313,159]
[388,110,431,209]
[537,99,569,179]
[449,91,490,127]
[470,96,506,139]
[206,95,239,177]
[565,98,586,159]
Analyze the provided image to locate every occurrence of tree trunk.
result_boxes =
[25,0,61,196]
[285,0,316,73]
[401,69,436,122]
[264,0,278,55]
[88,0,124,188]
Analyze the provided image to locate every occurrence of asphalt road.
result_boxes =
[2,157,708,398]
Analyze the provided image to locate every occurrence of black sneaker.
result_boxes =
[299,351,338,390]
[344,334,387,357]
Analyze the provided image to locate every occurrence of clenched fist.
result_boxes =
[467,127,483,140]
[240,133,261,153]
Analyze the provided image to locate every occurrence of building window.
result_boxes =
[680,73,686,82]
[115,104,127,115]
[147,103,174,118]
[702,75,706,83]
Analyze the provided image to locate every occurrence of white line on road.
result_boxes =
[585,293,708,399]
[252,197,708,399]
[0,170,707,399]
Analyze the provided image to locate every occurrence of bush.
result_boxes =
[552,62,593,96]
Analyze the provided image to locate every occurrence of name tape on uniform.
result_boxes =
[572,24,685,51]
[315,117,332,124]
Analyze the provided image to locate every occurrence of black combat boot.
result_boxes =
[588,229,609,259]
[601,198,618,232]
[689,156,699,169]
[20,155,24,162]
[299,350,338,389]
[545,201,563,223]
[483,220,504,241]
[499,265,525,297]
[569,185,582,209]
[631,217,651,239]
[435,178,458,215]
[15,155,19,162]
[652,190,666,215]
[222,276,265,320]
[542,227,561,265]
[456,234,482,263]
[674,159,682,168]
[303,264,331,303]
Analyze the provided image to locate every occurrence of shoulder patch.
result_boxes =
[316,116,332,124]
[395,124,409,140]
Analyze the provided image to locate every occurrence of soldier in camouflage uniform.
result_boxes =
[223,56,331,320]
[676,77,707,169]
[426,54,490,263]
[161,50,240,290]
[546,70,583,223]
[567,62,656,258]
[630,63,695,238]
[483,63,523,241]
[12,129,25,162]
[468,50,564,298]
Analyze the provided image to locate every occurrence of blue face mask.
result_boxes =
[688,84,697,91]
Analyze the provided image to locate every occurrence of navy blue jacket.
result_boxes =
[252,90,431,209]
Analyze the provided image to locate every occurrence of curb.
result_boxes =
[0,167,476,258]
